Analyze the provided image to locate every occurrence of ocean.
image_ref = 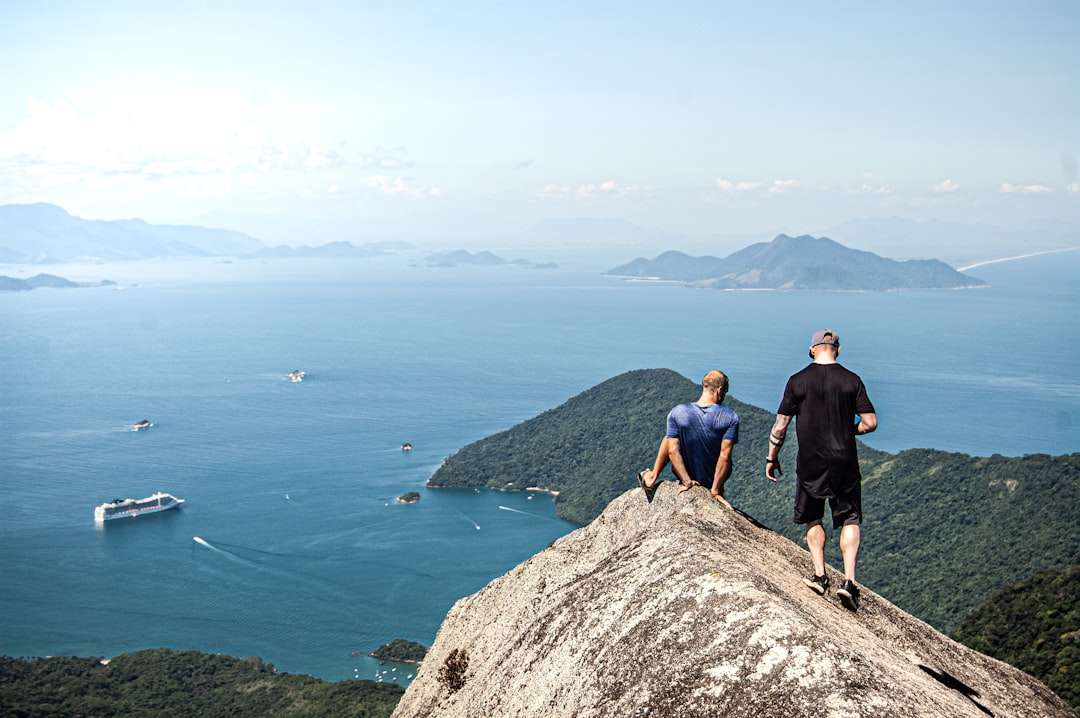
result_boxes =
[1,248,1077,683]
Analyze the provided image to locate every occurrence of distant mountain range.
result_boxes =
[0,273,116,291]
[425,249,557,269]
[606,234,986,290]
[0,203,555,266]
[246,240,412,259]
[0,203,264,262]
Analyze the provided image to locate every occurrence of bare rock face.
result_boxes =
[392,482,1072,718]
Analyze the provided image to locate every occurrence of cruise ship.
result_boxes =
[94,492,185,522]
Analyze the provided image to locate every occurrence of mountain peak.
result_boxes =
[606,234,986,290]
[0,203,265,261]
[393,483,1071,717]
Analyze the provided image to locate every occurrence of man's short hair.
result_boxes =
[703,370,729,393]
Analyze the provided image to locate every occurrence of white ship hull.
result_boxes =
[94,492,185,522]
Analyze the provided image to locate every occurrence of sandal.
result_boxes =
[637,470,658,501]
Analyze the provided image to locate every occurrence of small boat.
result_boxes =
[133,420,153,430]
[401,443,413,451]
[94,492,185,522]
[287,370,306,382]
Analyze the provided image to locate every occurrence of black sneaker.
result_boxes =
[837,580,861,612]
[803,573,829,595]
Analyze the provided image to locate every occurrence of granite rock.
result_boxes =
[392,482,1071,718]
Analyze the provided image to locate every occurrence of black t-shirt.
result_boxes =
[778,363,875,497]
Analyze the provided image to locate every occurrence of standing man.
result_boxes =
[765,330,877,611]
[639,370,739,508]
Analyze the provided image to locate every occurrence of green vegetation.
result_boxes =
[370,638,428,663]
[429,369,761,524]
[396,491,420,504]
[953,560,1079,710]
[0,649,403,717]
[436,648,469,694]
[427,368,1080,634]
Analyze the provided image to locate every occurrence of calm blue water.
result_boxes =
[1,250,1077,682]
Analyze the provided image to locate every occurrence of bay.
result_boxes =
[1,249,1076,683]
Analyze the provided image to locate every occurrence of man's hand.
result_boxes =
[711,491,733,510]
[766,415,791,483]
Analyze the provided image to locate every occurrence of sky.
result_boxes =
[1,1,1078,248]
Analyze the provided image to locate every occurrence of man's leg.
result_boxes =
[839,523,860,583]
[642,437,672,489]
[795,487,829,593]
[805,520,827,576]
[833,486,864,610]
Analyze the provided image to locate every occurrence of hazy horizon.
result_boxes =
[2,2,1077,256]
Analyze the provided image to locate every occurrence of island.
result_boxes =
[286,370,306,382]
[360,638,428,665]
[0,274,117,292]
[605,234,986,291]
[396,492,420,505]
[425,249,557,269]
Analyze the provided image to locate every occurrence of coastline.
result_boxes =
[525,486,559,496]
[363,652,423,666]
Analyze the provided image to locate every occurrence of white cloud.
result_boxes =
[933,179,960,193]
[768,179,799,194]
[999,182,1052,194]
[364,174,440,198]
[536,180,640,200]
[856,183,895,194]
[305,150,347,170]
[359,147,414,170]
[715,179,764,192]
[1067,183,1079,194]
[536,183,571,198]
[0,96,351,186]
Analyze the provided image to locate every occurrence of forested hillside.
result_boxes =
[0,649,403,717]
[953,560,1079,710]
[427,368,1080,634]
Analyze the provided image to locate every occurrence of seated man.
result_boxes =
[639,370,739,508]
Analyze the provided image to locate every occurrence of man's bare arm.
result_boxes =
[666,437,696,493]
[711,439,735,508]
[765,414,791,482]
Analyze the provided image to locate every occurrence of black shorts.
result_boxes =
[793,479,862,529]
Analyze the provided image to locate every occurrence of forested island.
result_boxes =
[367,638,428,664]
[396,491,420,504]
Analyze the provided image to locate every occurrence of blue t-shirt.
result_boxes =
[665,403,740,485]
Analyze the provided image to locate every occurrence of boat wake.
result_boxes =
[454,510,481,531]
[192,536,246,564]
[498,505,562,523]
[193,536,353,602]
